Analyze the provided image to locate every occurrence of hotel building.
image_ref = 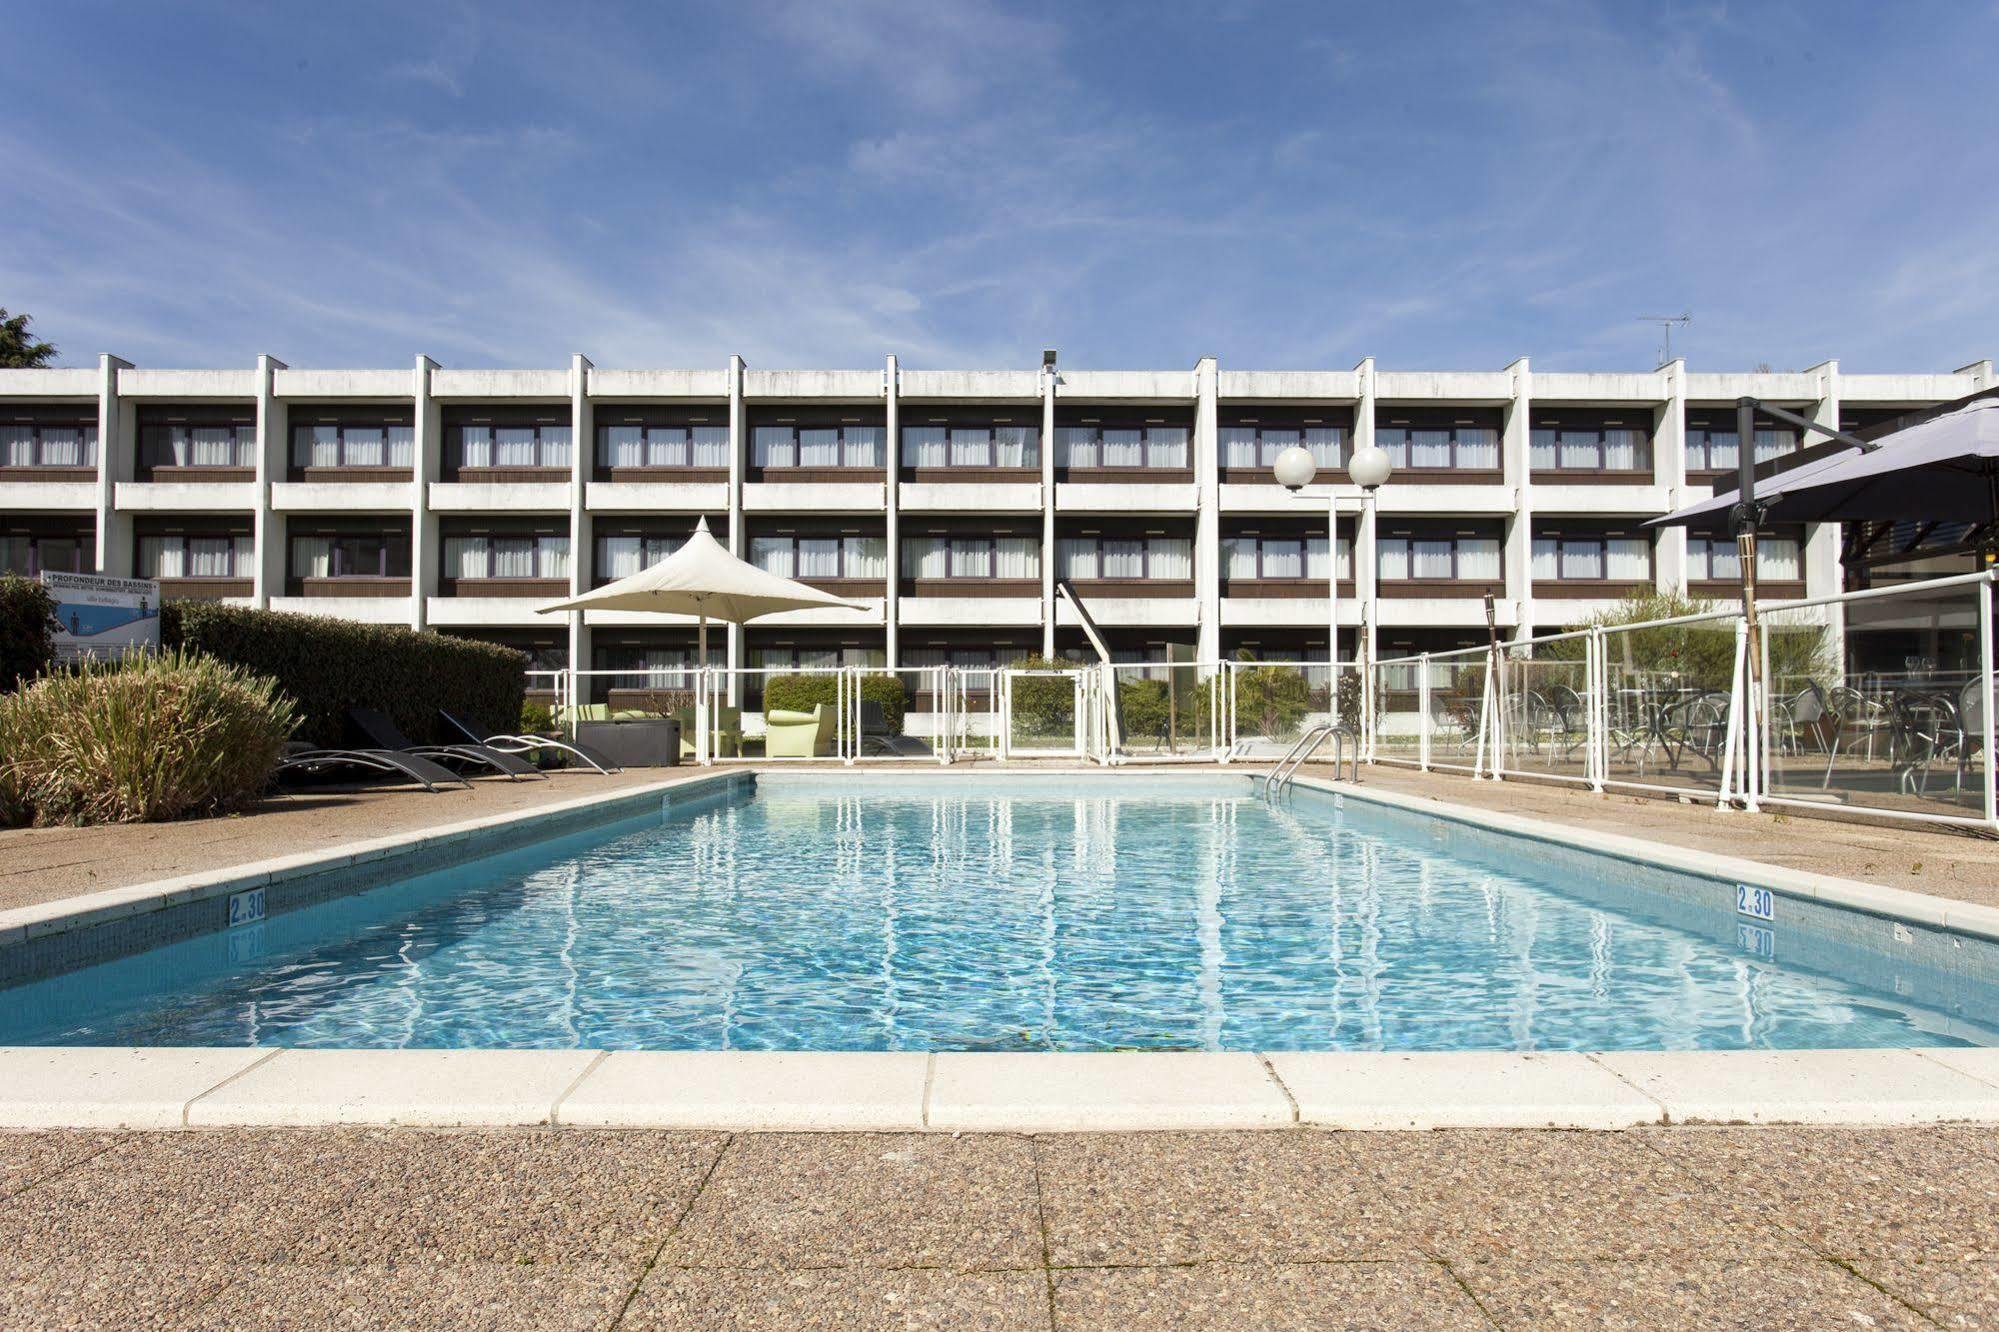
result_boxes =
[2,353,1991,698]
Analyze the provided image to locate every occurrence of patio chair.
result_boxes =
[274,742,470,793]
[1658,691,1728,771]
[1889,690,1965,797]
[439,710,622,775]
[765,704,835,758]
[671,704,742,758]
[858,698,932,757]
[348,708,546,781]
[1956,680,1990,796]
[1550,685,1591,760]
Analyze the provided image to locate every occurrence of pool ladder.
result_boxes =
[1258,723,1357,797]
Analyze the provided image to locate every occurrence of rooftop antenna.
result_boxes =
[1638,313,1691,369]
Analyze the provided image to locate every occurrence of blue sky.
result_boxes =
[4,1,1994,374]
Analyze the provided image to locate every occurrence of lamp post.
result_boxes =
[1275,441,1394,757]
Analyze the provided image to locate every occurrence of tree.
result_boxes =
[0,309,57,368]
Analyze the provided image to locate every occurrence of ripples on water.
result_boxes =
[5,778,1980,1050]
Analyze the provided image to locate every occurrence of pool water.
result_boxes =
[4,775,1991,1051]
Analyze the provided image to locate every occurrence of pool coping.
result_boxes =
[6,765,1999,1132]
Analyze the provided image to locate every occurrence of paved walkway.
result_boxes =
[1311,761,1999,910]
[3,1124,1994,1329]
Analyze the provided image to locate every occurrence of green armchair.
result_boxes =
[673,705,743,758]
[764,704,834,758]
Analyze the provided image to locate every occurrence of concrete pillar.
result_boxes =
[1654,358,1688,595]
[1040,358,1058,658]
[410,355,439,631]
[883,354,900,668]
[1502,356,1532,640]
[726,355,746,688]
[252,354,287,608]
[1956,359,1996,391]
[95,354,133,577]
[1803,359,1845,667]
[1193,356,1220,665]
[1351,356,1375,667]
[568,353,592,680]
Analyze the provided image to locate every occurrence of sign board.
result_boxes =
[41,571,161,663]
[1735,883,1775,922]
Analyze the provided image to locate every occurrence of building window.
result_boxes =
[0,532,90,576]
[1375,423,1499,470]
[752,645,886,670]
[1,423,98,468]
[443,534,570,580]
[900,425,1039,469]
[1685,422,1798,472]
[599,424,730,469]
[596,534,684,580]
[1223,535,1351,581]
[597,645,699,689]
[290,532,410,579]
[1688,536,1802,582]
[749,535,886,580]
[292,423,416,469]
[1055,537,1193,580]
[1377,535,1503,581]
[138,534,255,580]
[453,423,571,470]
[1529,425,1652,472]
[1054,424,1189,470]
[902,536,1041,579]
[141,424,257,470]
[1530,536,1651,581]
[1219,425,1346,470]
[752,424,883,469]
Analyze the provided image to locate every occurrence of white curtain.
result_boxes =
[847,426,882,467]
[605,426,645,468]
[1261,539,1303,578]
[187,538,235,578]
[1702,430,1739,472]
[1413,539,1455,579]
[600,536,644,579]
[385,425,413,469]
[1557,431,1597,470]
[1056,427,1098,469]
[1100,430,1143,468]
[994,426,1036,467]
[1100,539,1145,578]
[535,538,570,579]
[691,426,730,467]
[798,538,841,578]
[751,537,795,577]
[1754,428,1794,464]
[1560,540,1604,580]
[495,428,535,467]
[1057,539,1098,579]
[1149,539,1192,579]
[995,536,1038,578]
[1148,428,1188,468]
[949,428,989,467]
[753,427,794,468]
[2,426,33,467]
[903,538,948,577]
[1336,537,1354,580]
[651,429,690,467]
[345,427,385,468]
[459,427,493,469]
[1458,538,1502,581]
[1221,427,1259,469]
[1603,429,1645,471]
[1531,538,1559,580]
[139,537,182,578]
[293,537,332,578]
[40,427,83,467]
[1377,538,1409,580]
[541,426,572,468]
[798,428,841,467]
[1223,536,1258,579]
[491,538,534,579]
[1456,427,1499,469]
[1607,538,1650,579]
[1305,427,1345,467]
[1304,535,1332,580]
[1377,428,1408,467]
[1530,429,1558,470]
[445,537,484,579]
[1411,429,1453,468]
[1257,429,1299,467]
[947,540,988,578]
[843,536,886,578]
[903,427,947,468]
[1759,538,1802,580]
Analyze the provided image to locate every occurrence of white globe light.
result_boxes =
[1348,441,1394,491]
[1271,444,1318,490]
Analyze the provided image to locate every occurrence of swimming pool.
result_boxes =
[6,773,1996,1052]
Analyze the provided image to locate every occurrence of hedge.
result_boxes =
[763,672,906,730]
[161,601,527,746]
[0,575,57,691]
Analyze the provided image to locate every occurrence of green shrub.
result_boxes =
[1001,654,1076,739]
[162,602,527,745]
[1537,587,1831,694]
[0,650,298,826]
[1232,658,1315,741]
[519,700,555,734]
[762,673,907,730]
[0,574,57,690]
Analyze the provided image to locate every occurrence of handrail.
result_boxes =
[1258,723,1355,795]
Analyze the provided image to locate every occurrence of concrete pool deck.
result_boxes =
[6,1122,1999,1328]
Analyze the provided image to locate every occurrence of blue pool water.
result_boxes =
[4,775,1993,1051]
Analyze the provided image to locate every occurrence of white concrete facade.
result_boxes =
[3,353,1992,673]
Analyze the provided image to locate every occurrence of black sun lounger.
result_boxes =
[439,709,622,774]
[347,708,547,781]
[275,743,471,792]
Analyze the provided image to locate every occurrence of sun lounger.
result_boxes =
[439,709,622,774]
[274,743,470,792]
[348,708,546,781]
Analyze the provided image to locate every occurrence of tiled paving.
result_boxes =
[5,1125,1999,1329]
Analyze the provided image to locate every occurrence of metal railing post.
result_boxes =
[1417,653,1432,772]
[1985,577,1997,832]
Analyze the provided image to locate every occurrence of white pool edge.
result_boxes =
[8,765,1999,1132]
